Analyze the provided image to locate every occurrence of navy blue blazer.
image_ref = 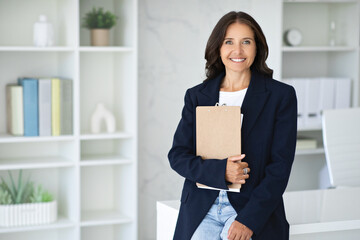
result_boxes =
[168,70,297,240]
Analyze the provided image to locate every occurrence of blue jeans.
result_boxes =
[191,191,251,240]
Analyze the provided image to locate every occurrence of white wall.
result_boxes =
[138,0,280,239]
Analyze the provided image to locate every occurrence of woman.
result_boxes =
[168,11,297,240]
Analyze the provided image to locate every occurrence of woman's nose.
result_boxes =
[233,43,243,54]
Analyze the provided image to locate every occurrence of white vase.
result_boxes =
[33,15,54,47]
[90,103,116,133]
[0,201,57,227]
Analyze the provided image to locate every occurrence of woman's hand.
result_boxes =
[228,220,253,240]
[225,154,250,184]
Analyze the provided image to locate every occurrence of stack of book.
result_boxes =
[296,136,317,150]
[6,78,73,137]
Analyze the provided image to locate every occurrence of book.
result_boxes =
[51,78,61,136]
[6,84,24,136]
[196,105,242,192]
[60,79,73,135]
[296,136,317,150]
[17,78,39,136]
[38,78,52,136]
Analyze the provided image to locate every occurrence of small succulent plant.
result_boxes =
[0,188,12,205]
[30,185,53,203]
[0,170,54,205]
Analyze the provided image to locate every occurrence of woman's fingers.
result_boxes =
[225,155,251,184]
[228,154,246,162]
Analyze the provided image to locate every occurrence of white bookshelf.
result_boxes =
[0,0,138,240]
[253,0,359,191]
[281,0,360,191]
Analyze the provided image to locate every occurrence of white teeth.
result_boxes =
[231,58,245,62]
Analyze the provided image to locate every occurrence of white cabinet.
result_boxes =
[280,0,359,191]
[0,0,138,239]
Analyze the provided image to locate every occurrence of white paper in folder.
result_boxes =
[335,78,351,109]
[305,78,321,126]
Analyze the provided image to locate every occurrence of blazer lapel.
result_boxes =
[196,71,270,138]
[241,71,270,138]
[197,72,225,106]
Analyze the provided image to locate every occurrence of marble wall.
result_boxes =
[139,1,261,239]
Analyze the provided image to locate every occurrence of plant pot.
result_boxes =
[91,29,109,46]
[0,201,57,227]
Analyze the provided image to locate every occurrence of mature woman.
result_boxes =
[168,11,297,240]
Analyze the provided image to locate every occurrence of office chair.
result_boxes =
[322,108,360,187]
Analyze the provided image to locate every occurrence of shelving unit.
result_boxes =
[0,0,137,239]
[280,0,360,191]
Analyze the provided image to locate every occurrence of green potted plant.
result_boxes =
[82,7,118,46]
[0,170,57,227]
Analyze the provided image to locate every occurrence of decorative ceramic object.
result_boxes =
[329,20,336,46]
[0,201,57,227]
[284,28,302,46]
[91,29,110,46]
[33,15,54,47]
[90,103,116,133]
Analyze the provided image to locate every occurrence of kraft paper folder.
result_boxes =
[196,105,242,192]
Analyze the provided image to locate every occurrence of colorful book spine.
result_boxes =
[60,79,73,135]
[17,78,39,136]
[38,79,52,136]
[6,84,24,136]
[51,78,61,136]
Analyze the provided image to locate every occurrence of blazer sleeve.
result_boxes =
[235,86,298,235]
[168,89,229,190]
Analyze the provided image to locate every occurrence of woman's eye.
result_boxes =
[225,40,232,45]
[243,40,251,45]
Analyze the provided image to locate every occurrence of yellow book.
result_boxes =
[52,78,61,136]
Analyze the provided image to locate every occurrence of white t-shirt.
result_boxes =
[218,88,247,196]
[219,88,247,107]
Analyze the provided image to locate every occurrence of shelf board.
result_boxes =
[0,216,75,233]
[80,132,132,140]
[297,125,322,131]
[282,46,357,52]
[296,148,325,155]
[81,210,132,227]
[0,134,75,143]
[79,46,133,52]
[290,219,360,235]
[81,154,133,166]
[0,156,75,170]
[0,46,75,52]
[284,0,359,3]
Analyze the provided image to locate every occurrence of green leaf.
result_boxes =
[7,171,17,202]
[82,7,117,29]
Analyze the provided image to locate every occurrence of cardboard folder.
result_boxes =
[196,105,242,192]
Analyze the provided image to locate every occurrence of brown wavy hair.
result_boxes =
[204,11,273,81]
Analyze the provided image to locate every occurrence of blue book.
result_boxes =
[18,78,39,136]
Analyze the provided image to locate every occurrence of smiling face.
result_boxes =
[220,22,257,75]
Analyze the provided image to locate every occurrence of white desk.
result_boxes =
[157,187,360,240]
